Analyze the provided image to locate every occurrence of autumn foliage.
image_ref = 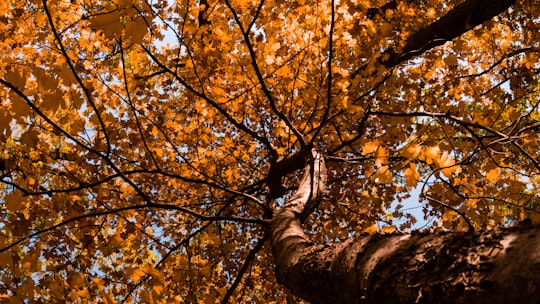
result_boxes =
[0,0,539,302]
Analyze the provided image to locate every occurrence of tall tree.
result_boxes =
[0,0,538,302]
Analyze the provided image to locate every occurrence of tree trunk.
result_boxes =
[270,151,540,304]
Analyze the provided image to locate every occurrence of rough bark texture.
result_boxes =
[272,218,540,303]
[270,153,540,303]
[270,150,327,294]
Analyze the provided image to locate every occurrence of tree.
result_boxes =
[0,0,539,302]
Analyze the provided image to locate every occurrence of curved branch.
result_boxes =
[1,203,266,253]
[42,0,112,155]
[269,151,540,304]
[220,233,269,304]
[270,149,326,288]
[142,45,274,152]
[118,38,161,170]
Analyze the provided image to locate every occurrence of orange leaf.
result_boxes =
[404,163,420,187]
[439,151,457,177]
[401,144,422,160]
[374,165,393,183]
[127,268,146,281]
[362,140,379,155]
[92,278,106,289]
[486,169,500,182]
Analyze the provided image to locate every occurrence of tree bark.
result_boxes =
[270,152,540,304]
[382,0,516,68]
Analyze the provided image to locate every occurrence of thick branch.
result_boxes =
[266,149,309,199]
[270,150,327,284]
[271,222,540,304]
[275,150,327,219]
[382,0,516,68]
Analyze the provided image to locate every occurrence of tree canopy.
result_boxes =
[0,0,539,302]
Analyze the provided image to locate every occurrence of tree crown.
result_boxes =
[0,0,539,302]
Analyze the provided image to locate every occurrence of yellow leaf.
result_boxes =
[214,27,233,43]
[29,151,40,161]
[381,225,396,234]
[265,55,275,65]
[211,86,228,97]
[374,165,393,183]
[103,293,115,304]
[153,284,164,295]
[342,96,350,109]
[375,147,389,166]
[427,8,436,20]
[424,146,440,165]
